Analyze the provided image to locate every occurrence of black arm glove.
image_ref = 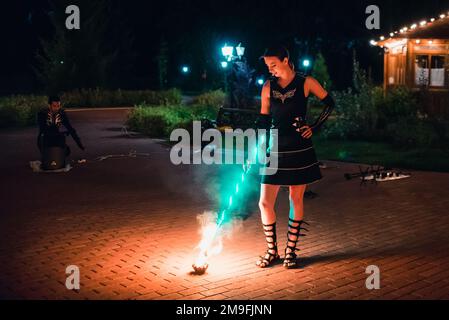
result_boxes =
[255,114,272,130]
[310,94,335,133]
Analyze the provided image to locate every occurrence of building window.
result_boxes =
[415,54,447,87]
[431,55,445,87]
[415,55,429,86]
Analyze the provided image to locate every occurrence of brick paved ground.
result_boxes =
[1,108,449,300]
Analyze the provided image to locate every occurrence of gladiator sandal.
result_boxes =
[284,218,309,269]
[256,222,280,268]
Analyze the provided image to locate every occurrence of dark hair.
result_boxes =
[48,95,61,104]
[262,46,295,70]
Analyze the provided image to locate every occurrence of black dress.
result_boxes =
[260,73,323,186]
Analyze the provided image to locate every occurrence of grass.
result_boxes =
[314,135,449,172]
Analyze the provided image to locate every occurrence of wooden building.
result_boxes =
[373,12,449,116]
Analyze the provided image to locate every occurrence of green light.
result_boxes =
[181,66,189,73]
[338,150,348,159]
[241,173,245,182]
[236,184,239,193]
[229,196,233,206]
[216,210,226,228]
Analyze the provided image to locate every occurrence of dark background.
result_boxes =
[1,0,449,94]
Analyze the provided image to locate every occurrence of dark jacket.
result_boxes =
[37,108,84,151]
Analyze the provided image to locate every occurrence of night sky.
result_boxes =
[2,0,449,94]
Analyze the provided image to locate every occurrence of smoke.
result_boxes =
[196,210,244,241]
[194,210,245,261]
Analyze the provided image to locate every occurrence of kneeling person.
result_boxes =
[37,95,85,170]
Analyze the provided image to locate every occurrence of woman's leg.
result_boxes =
[259,184,281,225]
[284,185,308,268]
[289,185,307,221]
[256,184,281,268]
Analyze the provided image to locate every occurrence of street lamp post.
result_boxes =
[221,42,245,62]
[221,61,229,93]
[302,59,311,75]
[220,42,245,96]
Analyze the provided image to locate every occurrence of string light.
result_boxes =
[375,9,449,46]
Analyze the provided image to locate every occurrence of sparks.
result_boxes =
[192,134,266,274]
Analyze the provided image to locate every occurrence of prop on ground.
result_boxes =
[30,150,151,173]
[344,165,411,187]
[29,160,72,173]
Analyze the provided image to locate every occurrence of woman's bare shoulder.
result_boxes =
[304,76,328,99]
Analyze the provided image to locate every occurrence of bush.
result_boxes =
[376,86,419,127]
[0,95,47,128]
[428,116,449,144]
[0,89,183,128]
[319,55,420,142]
[320,87,377,140]
[126,104,220,138]
[192,90,226,107]
[385,118,441,148]
[62,88,182,107]
[320,55,379,140]
[321,84,446,147]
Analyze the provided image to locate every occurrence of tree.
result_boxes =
[312,52,332,90]
[35,0,116,93]
[351,50,378,135]
[103,0,136,89]
[155,36,169,89]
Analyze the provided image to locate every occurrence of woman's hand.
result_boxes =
[296,125,313,139]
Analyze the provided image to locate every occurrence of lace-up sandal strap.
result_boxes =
[256,222,280,268]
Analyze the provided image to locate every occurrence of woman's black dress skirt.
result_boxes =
[260,131,322,186]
